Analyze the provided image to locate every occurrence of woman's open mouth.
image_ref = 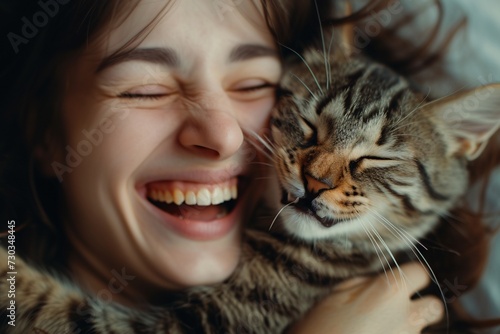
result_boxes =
[147,179,238,221]
[142,177,245,240]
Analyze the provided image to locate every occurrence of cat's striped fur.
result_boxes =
[0,230,381,333]
[1,28,500,334]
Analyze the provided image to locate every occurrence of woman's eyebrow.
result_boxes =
[228,44,278,62]
[96,47,179,72]
[96,44,277,73]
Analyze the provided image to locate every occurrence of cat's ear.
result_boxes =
[430,84,500,160]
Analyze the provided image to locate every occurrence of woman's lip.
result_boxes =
[138,178,248,241]
[146,201,242,241]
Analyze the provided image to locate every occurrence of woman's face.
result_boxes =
[54,0,280,299]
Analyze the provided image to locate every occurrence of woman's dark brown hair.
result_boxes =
[0,0,498,331]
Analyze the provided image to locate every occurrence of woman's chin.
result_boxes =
[162,239,242,288]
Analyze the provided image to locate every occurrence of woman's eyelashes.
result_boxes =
[229,79,277,100]
[118,92,168,100]
[117,81,276,101]
[234,83,273,92]
[118,84,173,100]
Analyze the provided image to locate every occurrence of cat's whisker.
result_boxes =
[364,215,406,290]
[250,145,274,161]
[367,210,450,326]
[375,217,429,274]
[245,134,274,152]
[359,229,389,282]
[438,211,470,231]
[358,217,392,283]
[365,210,429,276]
[268,198,299,231]
[290,73,318,100]
[392,82,471,135]
[415,82,471,114]
[245,128,272,145]
[391,86,432,130]
[244,137,276,162]
[304,97,319,110]
[245,130,277,154]
[370,210,427,251]
[370,217,449,321]
[253,177,275,182]
[417,236,461,256]
[326,29,336,89]
[264,133,279,150]
[279,43,324,95]
[368,211,422,259]
[393,134,430,142]
[248,161,274,168]
[313,0,329,91]
[368,212,437,293]
[390,119,429,133]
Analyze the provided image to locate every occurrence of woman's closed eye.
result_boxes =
[118,84,174,100]
[229,79,276,101]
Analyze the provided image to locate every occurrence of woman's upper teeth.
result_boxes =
[148,185,237,206]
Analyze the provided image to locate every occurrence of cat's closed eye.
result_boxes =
[350,156,402,174]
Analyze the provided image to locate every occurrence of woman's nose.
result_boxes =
[178,94,244,160]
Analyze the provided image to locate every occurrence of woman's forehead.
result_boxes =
[88,0,272,62]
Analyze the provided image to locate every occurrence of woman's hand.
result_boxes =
[289,262,444,334]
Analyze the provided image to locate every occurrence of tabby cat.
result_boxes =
[1,25,500,334]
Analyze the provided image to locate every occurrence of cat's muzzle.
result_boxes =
[281,189,350,228]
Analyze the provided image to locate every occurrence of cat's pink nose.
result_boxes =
[305,174,332,194]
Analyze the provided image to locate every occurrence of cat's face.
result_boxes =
[270,54,499,248]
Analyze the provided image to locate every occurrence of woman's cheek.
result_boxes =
[237,96,276,132]
[59,103,161,179]
[87,108,172,169]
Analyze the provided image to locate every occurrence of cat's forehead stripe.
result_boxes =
[311,62,409,129]
[316,67,365,115]
[376,121,392,146]
[347,68,406,120]
[385,89,407,117]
